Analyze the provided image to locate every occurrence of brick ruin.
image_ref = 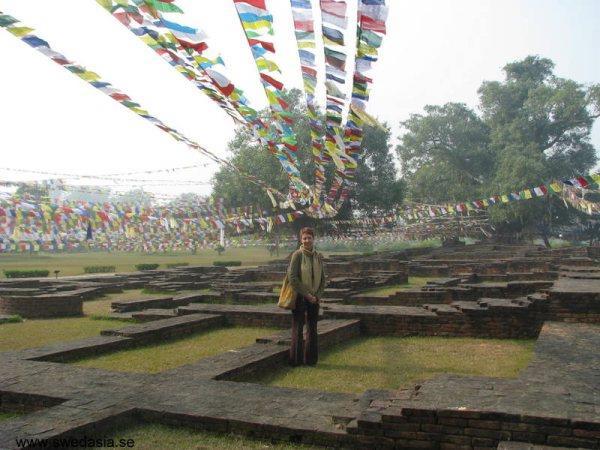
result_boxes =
[0,243,599,449]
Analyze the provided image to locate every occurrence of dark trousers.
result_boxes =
[290,295,319,366]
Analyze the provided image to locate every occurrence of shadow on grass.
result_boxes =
[245,335,535,394]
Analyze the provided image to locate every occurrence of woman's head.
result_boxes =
[300,227,315,249]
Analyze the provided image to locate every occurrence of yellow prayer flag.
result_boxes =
[78,71,101,82]
[549,182,562,193]
[8,27,34,38]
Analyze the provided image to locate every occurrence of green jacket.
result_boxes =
[287,249,326,298]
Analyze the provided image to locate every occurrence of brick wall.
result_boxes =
[325,309,545,339]
[0,295,83,318]
[351,407,600,450]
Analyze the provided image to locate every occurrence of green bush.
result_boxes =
[213,260,242,267]
[0,315,23,323]
[135,263,160,271]
[83,265,116,274]
[90,314,136,323]
[165,262,189,268]
[3,269,50,278]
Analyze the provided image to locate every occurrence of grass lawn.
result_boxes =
[361,276,436,297]
[82,288,195,317]
[0,316,131,352]
[104,423,318,450]
[0,412,20,421]
[247,336,535,394]
[0,248,360,278]
[72,326,278,373]
[83,289,149,317]
[0,248,278,278]
[0,289,162,350]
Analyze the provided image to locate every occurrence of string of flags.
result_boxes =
[561,184,600,216]
[0,163,214,180]
[0,11,287,205]
[400,173,600,220]
[1,172,598,253]
[1,0,389,217]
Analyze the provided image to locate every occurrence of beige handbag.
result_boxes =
[277,274,297,310]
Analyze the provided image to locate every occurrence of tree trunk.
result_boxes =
[542,234,551,248]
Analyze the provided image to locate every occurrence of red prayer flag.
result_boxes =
[577,176,589,188]
[301,66,317,77]
[248,39,275,52]
[234,0,266,10]
[260,73,284,90]
[294,20,314,32]
[277,97,289,109]
[176,38,208,53]
[360,15,386,33]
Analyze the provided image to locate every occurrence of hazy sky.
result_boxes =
[1,0,599,197]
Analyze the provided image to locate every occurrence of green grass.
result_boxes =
[82,289,147,316]
[247,336,535,394]
[0,316,129,351]
[0,248,359,278]
[0,289,161,350]
[72,326,278,373]
[0,412,20,421]
[361,277,436,296]
[103,423,318,450]
[0,315,23,324]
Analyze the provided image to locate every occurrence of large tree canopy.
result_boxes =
[212,89,404,215]
[397,56,599,241]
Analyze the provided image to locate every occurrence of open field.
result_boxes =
[0,247,360,278]
[248,336,535,394]
[72,326,278,373]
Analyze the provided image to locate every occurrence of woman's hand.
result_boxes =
[306,294,319,304]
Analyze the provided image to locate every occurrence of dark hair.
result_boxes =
[300,227,315,238]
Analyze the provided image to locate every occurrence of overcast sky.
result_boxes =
[1,0,599,198]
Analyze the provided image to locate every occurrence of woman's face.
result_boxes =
[301,233,314,249]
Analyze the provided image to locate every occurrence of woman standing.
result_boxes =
[287,227,326,366]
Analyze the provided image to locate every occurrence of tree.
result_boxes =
[397,103,492,203]
[351,123,405,214]
[397,56,599,245]
[212,89,404,217]
[480,56,598,243]
[15,180,52,201]
[114,188,155,205]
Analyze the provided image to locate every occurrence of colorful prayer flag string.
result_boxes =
[0,11,286,202]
